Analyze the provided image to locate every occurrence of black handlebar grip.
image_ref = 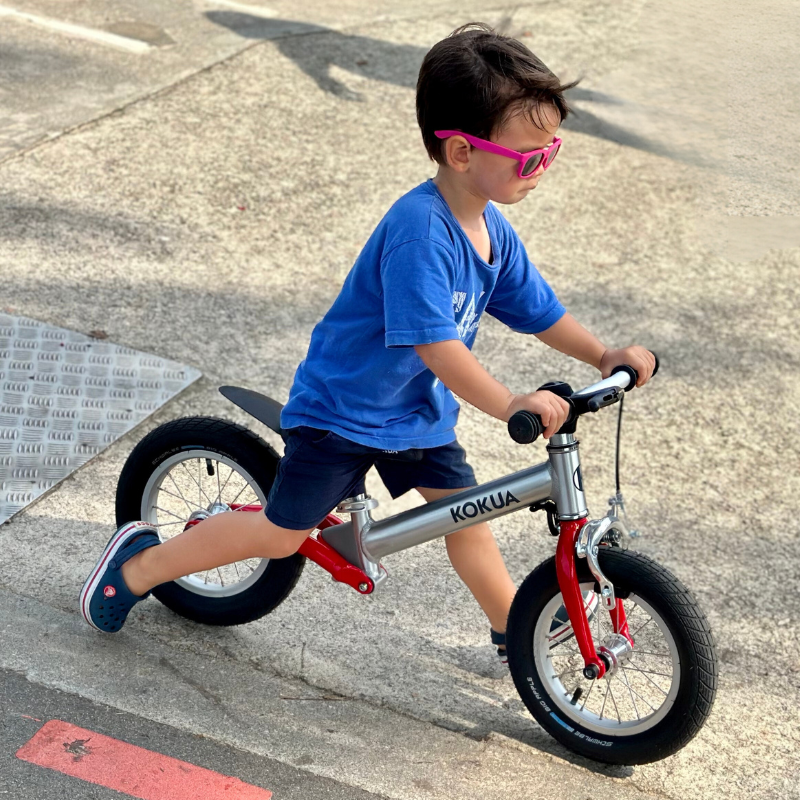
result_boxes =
[612,350,660,391]
[508,410,544,444]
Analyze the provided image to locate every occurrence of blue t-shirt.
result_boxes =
[280,179,565,449]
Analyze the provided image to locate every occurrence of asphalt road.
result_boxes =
[1,666,387,800]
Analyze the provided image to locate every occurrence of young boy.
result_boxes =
[81,23,655,658]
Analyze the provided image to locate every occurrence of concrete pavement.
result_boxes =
[1,1,799,798]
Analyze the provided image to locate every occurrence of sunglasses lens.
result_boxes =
[544,141,560,167]
[521,154,543,176]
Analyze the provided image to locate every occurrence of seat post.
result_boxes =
[335,494,387,589]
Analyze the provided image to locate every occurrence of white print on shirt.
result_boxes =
[455,292,482,341]
[434,291,485,389]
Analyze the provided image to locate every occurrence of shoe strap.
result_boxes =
[108,531,160,570]
[490,628,506,646]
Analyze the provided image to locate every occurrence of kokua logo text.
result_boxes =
[450,491,520,522]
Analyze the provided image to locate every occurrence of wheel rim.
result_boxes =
[141,449,270,597]
[534,582,681,735]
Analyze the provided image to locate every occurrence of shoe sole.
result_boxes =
[79,521,156,631]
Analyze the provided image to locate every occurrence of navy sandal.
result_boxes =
[80,521,160,633]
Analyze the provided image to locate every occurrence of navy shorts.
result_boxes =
[265,427,477,530]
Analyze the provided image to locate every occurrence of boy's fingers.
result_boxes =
[633,350,653,386]
[540,407,553,438]
[543,396,570,438]
[642,351,656,385]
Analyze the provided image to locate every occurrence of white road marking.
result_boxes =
[0,5,154,53]
[203,0,278,19]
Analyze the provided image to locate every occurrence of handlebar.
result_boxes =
[508,352,660,444]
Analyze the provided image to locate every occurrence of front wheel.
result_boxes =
[506,548,717,765]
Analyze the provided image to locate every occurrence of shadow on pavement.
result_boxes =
[205,13,687,163]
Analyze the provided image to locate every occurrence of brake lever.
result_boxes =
[587,387,624,412]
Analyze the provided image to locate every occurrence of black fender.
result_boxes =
[219,386,284,438]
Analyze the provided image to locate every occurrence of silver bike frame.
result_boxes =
[321,370,634,588]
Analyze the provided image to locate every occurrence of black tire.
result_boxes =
[116,416,304,626]
[506,548,717,765]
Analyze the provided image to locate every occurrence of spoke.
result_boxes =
[158,486,201,506]
[179,460,214,507]
[167,473,198,515]
[631,651,672,658]
[606,679,622,723]
[580,679,595,711]
[625,664,673,678]
[599,681,609,720]
[153,519,188,528]
[231,493,258,511]
[216,460,222,506]
[629,616,654,640]
[228,480,253,509]
[232,561,241,579]
[619,667,641,719]
[204,571,210,584]
[554,666,584,681]
[217,464,235,500]
[624,663,670,695]
[155,505,190,522]
[620,668,659,712]
[548,633,581,652]
[217,567,225,587]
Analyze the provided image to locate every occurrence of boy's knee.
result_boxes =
[264,522,312,559]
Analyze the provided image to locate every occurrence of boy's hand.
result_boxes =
[506,390,571,439]
[600,347,656,387]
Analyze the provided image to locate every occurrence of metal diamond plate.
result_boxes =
[0,313,201,524]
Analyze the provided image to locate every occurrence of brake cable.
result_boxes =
[611,392,640,539]
[615,392,624,496]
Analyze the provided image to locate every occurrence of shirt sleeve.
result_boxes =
[380,238,461,348]
[486,225,566,334]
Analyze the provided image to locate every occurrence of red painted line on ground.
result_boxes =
[16,720,272,800]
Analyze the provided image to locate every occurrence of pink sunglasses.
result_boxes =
[434,130,562,178]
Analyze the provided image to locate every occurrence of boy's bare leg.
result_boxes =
[416,486,517,634]
[120,513,314,597]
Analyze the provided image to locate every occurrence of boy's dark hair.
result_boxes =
[416,23,577,164]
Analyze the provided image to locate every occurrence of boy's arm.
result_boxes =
[534,313,656,387]
[414,314,655,437]
[414,339,571,438]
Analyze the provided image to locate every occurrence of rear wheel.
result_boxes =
[116,416,304,625]
[506,548,717,764]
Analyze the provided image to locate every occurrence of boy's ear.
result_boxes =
[443,136,472,173]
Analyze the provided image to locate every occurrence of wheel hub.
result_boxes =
[597,632,634,676]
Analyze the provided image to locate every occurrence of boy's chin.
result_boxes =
[496,188,533,205]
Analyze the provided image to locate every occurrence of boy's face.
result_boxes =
[456,103,562,205]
